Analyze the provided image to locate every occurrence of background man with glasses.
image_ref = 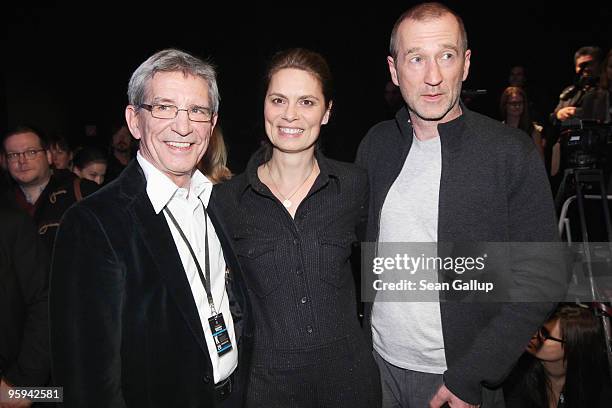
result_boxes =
[1,127,98,251]
[50,49,252,407]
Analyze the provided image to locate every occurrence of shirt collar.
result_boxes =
[395,101,469,152]
[136,151,213,214]
[236,145,339,201]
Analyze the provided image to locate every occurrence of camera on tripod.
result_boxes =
[560,119,612,169]
[555,119,612,242]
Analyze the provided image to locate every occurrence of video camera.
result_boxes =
[561,119,612,169]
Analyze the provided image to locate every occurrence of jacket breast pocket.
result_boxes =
[318,233,356,289]
[234,239,283,298]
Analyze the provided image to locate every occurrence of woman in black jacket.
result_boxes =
[212,48,380,408]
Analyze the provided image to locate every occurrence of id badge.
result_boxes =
[208,313,233,356]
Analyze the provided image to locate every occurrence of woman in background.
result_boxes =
[197,125,232,183]
[500,86,544,158]
[49,136,73,170]
[503,303,612,407]
[72,146,107,185]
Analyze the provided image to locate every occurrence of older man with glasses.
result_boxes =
[50,48,253,408]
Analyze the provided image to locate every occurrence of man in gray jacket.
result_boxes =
[356,3,565,407]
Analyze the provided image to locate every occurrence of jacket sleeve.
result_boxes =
[355,131,372,169]
[354,170,370,243]
[4,213,50,387]
[50,205,127,408]
[355,129,375,242]
[443,146,567,404]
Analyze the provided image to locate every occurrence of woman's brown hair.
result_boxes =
[197,125,232,184]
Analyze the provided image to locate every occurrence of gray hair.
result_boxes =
[127,48,220,114]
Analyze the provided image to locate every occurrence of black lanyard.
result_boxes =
[164,198,217,315]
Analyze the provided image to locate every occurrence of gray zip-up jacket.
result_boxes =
[356,105,567,404]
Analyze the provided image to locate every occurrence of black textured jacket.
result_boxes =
[356,106,566,404]
[50,161,253,407]
[0,194,50,387]
[211,148,369,361]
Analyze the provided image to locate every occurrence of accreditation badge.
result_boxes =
[208,313,233,356]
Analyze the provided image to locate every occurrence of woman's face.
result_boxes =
[75,162,107,185]
[50,145,72,169]
[505,93,525,119]
[527,318,565,364]
[264,68,331,154]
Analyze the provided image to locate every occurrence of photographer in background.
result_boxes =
[581,49,612,124]
[547,47,602,190]
[551,46,602,125]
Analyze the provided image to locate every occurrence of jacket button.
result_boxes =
[296,268,303,276]
[300,296,308,304]
[306,325,313,334]
[203,375,211,384]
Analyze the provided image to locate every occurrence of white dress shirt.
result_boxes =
[137,152,238,383]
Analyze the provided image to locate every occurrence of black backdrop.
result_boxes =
[3,2,611,171]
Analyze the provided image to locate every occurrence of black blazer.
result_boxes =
[0,196,50,387]
[50,161,253,408]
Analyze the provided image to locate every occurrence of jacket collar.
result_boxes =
[117,159,148,203]
[395,101,470,152]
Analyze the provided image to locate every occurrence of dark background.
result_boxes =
[3,2,611,171]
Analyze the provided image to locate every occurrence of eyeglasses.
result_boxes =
[139,103,213,123]
[537,326,564,343]
[5,149,46,162]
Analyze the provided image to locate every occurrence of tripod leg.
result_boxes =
[575,169,612,381]
[597,171,612,384]
[554,169,572,213]
[597,173,612,242]
[574,171,591,245]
